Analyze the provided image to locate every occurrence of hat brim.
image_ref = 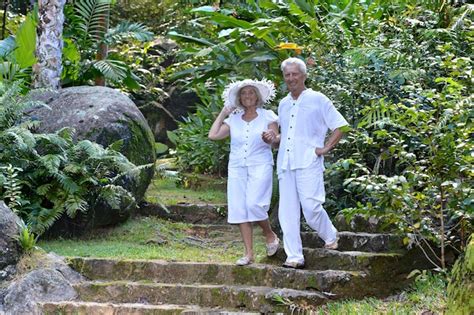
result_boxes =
[222,79,276,109]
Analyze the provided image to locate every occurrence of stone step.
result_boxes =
[139,203,228,224]
[169,224,404,253]
[301,231,403,252]
[74,281,329,313]
[267,248,402,273]
[68,257,368,298]
[39,301,261,315]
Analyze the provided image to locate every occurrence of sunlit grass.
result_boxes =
[145,176,226,205]
[314,273,446,314]
[39,216,267,263]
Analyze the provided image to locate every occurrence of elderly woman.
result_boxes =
[208,79,280,266]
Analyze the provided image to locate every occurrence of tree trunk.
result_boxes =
[94,7,110,86]
[1,0,9,40]
[32,0,66,90]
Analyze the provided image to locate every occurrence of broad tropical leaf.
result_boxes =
[13,13,37,68]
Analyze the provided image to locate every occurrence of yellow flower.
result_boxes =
[275,42,304,54]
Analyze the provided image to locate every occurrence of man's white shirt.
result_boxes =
[277,89,348,175]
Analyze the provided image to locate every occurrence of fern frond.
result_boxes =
[7,126,36,149]
[39,154,62,173]
[75,139,104,157]
[63,162,86,175]
[4,130,28,151]
[99,184,123,209]
[92,59,128,81]
[53,173,80,194]
[112,163,153,182]
[36,183,53,196]
[103,22,154,45]
[64,195,88,217]
[35,133,69,150]
[31,204,65,234]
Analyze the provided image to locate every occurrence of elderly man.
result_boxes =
[263,57,348,268]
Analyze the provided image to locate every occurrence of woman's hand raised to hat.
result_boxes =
[221,105,236,117]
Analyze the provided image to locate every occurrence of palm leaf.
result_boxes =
[92,59,128,81]
[103,22,153,45]
[74,0,112,43]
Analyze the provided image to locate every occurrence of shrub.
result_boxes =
[0,82,140,235]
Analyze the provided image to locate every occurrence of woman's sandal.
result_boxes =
[236,256,254,266]
[266,237,280,257]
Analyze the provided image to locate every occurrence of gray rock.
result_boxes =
[0,202,22,270]
[27,86,156,236]
[3,268,77,315]
[0,265,16,282]
[45,253,84,284]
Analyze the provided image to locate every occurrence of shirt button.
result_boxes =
[288,138,290,140]
[287,149,289,152]
[291,115,294,117]
[290,126,293,129]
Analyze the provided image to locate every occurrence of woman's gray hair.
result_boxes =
[281,57,307,74]
[237,85,264,108]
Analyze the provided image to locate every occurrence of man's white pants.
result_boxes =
[278,161,337,263]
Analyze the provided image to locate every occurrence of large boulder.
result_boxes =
[0,202,22,271]
[28,86,156,235]
[2,253,82,315]
[3,269,72,314]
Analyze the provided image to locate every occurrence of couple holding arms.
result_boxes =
[208,57,348,269]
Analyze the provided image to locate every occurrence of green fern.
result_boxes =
[1,83,141,235]
[15,220,38,252]
[0,164,23,212]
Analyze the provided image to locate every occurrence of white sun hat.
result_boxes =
[222,78,276,110]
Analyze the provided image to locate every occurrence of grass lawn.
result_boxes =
[39,216,265,263]
[145,176,226,205]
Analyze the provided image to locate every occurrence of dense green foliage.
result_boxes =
[0,1,154,89]
[61,0,154,88]
[166,0,473,268]
[447,233,474,313]
[0,82,139,235]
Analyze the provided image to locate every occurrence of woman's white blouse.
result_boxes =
[224,108,278,168]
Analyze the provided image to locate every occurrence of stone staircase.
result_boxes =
[38,216,433,314]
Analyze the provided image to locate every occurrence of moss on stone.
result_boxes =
[306,275,318,289]
[203,265,219,282]
[231,266,259,284]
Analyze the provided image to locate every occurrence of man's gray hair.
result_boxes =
[281,57,307,74]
